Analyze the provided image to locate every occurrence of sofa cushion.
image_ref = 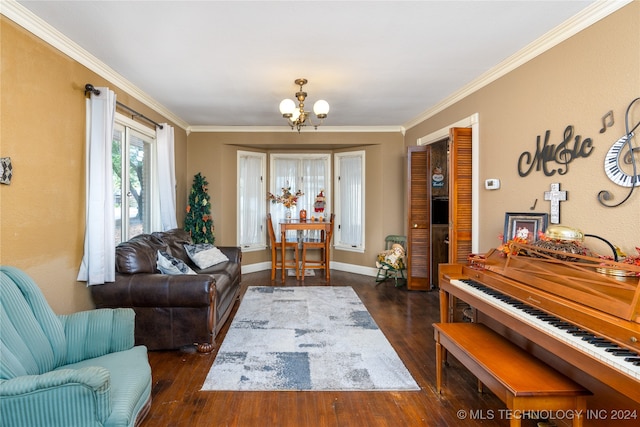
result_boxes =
[152,229,193,262]
[184,244,229,269]
[116,234,167,274]
[157,251,196,275]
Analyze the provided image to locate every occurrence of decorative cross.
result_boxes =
[544,183,567,224]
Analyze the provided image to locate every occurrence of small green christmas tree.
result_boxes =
[184,173,215,244]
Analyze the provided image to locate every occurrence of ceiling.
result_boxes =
[13,0,602,131]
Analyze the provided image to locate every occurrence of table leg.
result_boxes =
[325,239,330,281]
[435,338,443,394]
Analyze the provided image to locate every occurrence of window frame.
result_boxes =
[113,113,158,244]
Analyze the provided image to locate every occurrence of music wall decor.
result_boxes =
[518,125,594,178]
[597,97,640,208]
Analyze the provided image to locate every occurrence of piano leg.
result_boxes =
[438,289,450,323]
[435,340,443,394]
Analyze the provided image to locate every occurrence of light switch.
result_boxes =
[485,178,500,190]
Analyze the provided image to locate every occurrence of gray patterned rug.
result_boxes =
[201,286,419,391]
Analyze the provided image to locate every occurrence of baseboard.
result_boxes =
[241,261,378,277]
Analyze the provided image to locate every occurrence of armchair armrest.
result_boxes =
[58,308,135,364]
[0,367,111,426]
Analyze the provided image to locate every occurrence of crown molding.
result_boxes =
[1,0,190,131]
[188,125,404,134]
[403,0,633,131]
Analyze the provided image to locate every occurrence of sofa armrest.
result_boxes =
[58,308,135,364]
[91,273,215,308]
[217,246,242,264]
[0,367,111,426]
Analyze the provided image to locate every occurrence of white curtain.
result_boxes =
[238,153,264,246]
[272,158,300,239]
[339,155,363,246]
[156,123,177,230]
[271,156,328,240]
[78,87,116,286]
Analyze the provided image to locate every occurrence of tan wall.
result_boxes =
[186,131,405,268]
[405,2,640,256]
[0,17,188,313]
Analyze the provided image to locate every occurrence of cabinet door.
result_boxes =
[407,146,430,290]
[449,128,472,264]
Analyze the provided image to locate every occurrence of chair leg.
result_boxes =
[301,246,306,281]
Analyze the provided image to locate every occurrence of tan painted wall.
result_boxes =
[0,18,188,314]
[186,131,405,268]
[405,2,640,257]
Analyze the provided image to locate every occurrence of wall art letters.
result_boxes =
[518,125,594,177]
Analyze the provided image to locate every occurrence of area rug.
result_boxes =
[201,286,419,391]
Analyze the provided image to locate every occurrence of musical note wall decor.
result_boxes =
[599,110,614,133]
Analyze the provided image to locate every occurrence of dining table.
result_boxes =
[279,219,332,281]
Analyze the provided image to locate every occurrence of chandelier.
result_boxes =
[279,78,329,132]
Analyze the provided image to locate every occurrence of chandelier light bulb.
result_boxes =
[290,108,301,122]
[313,100,330,118]
[279,99,296,116]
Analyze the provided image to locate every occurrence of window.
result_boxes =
[269,153,331,239]
[237,151,267,250]
[113,115,157,244]
[334,151,365,252]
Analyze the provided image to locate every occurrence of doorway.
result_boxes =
[430,139,449,288]
[407,116,478,291]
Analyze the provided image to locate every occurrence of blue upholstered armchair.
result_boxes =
[0,266,152,427]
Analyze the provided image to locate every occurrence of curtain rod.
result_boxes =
[84,84,163,129]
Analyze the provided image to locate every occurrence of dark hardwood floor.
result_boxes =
[142,270,540,426]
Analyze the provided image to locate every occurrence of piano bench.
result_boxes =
[433,322,591,427]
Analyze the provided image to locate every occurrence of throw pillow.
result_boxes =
[157,250,197,275]
[184,243,229,269]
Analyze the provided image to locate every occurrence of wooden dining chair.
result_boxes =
[301,213,334,281]
[267,213,299,281]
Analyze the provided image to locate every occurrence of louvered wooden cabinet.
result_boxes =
[406,128,472,290]
[448,128,472,265]
[407,146,430,290]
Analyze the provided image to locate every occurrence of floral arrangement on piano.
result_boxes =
[498,227,538,256]
[267,186,304,209]
[499,226,592,262]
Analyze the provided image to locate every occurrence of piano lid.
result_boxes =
[481,244,640,323]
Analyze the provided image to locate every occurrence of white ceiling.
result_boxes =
[12,0,605,130]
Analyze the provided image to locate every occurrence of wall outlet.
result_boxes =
[484,178,500,190]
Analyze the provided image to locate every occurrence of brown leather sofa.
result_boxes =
[90,229,241,352]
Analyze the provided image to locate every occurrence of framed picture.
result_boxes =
[503,212,548,243]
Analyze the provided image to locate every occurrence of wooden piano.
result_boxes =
[439,244,640,422]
